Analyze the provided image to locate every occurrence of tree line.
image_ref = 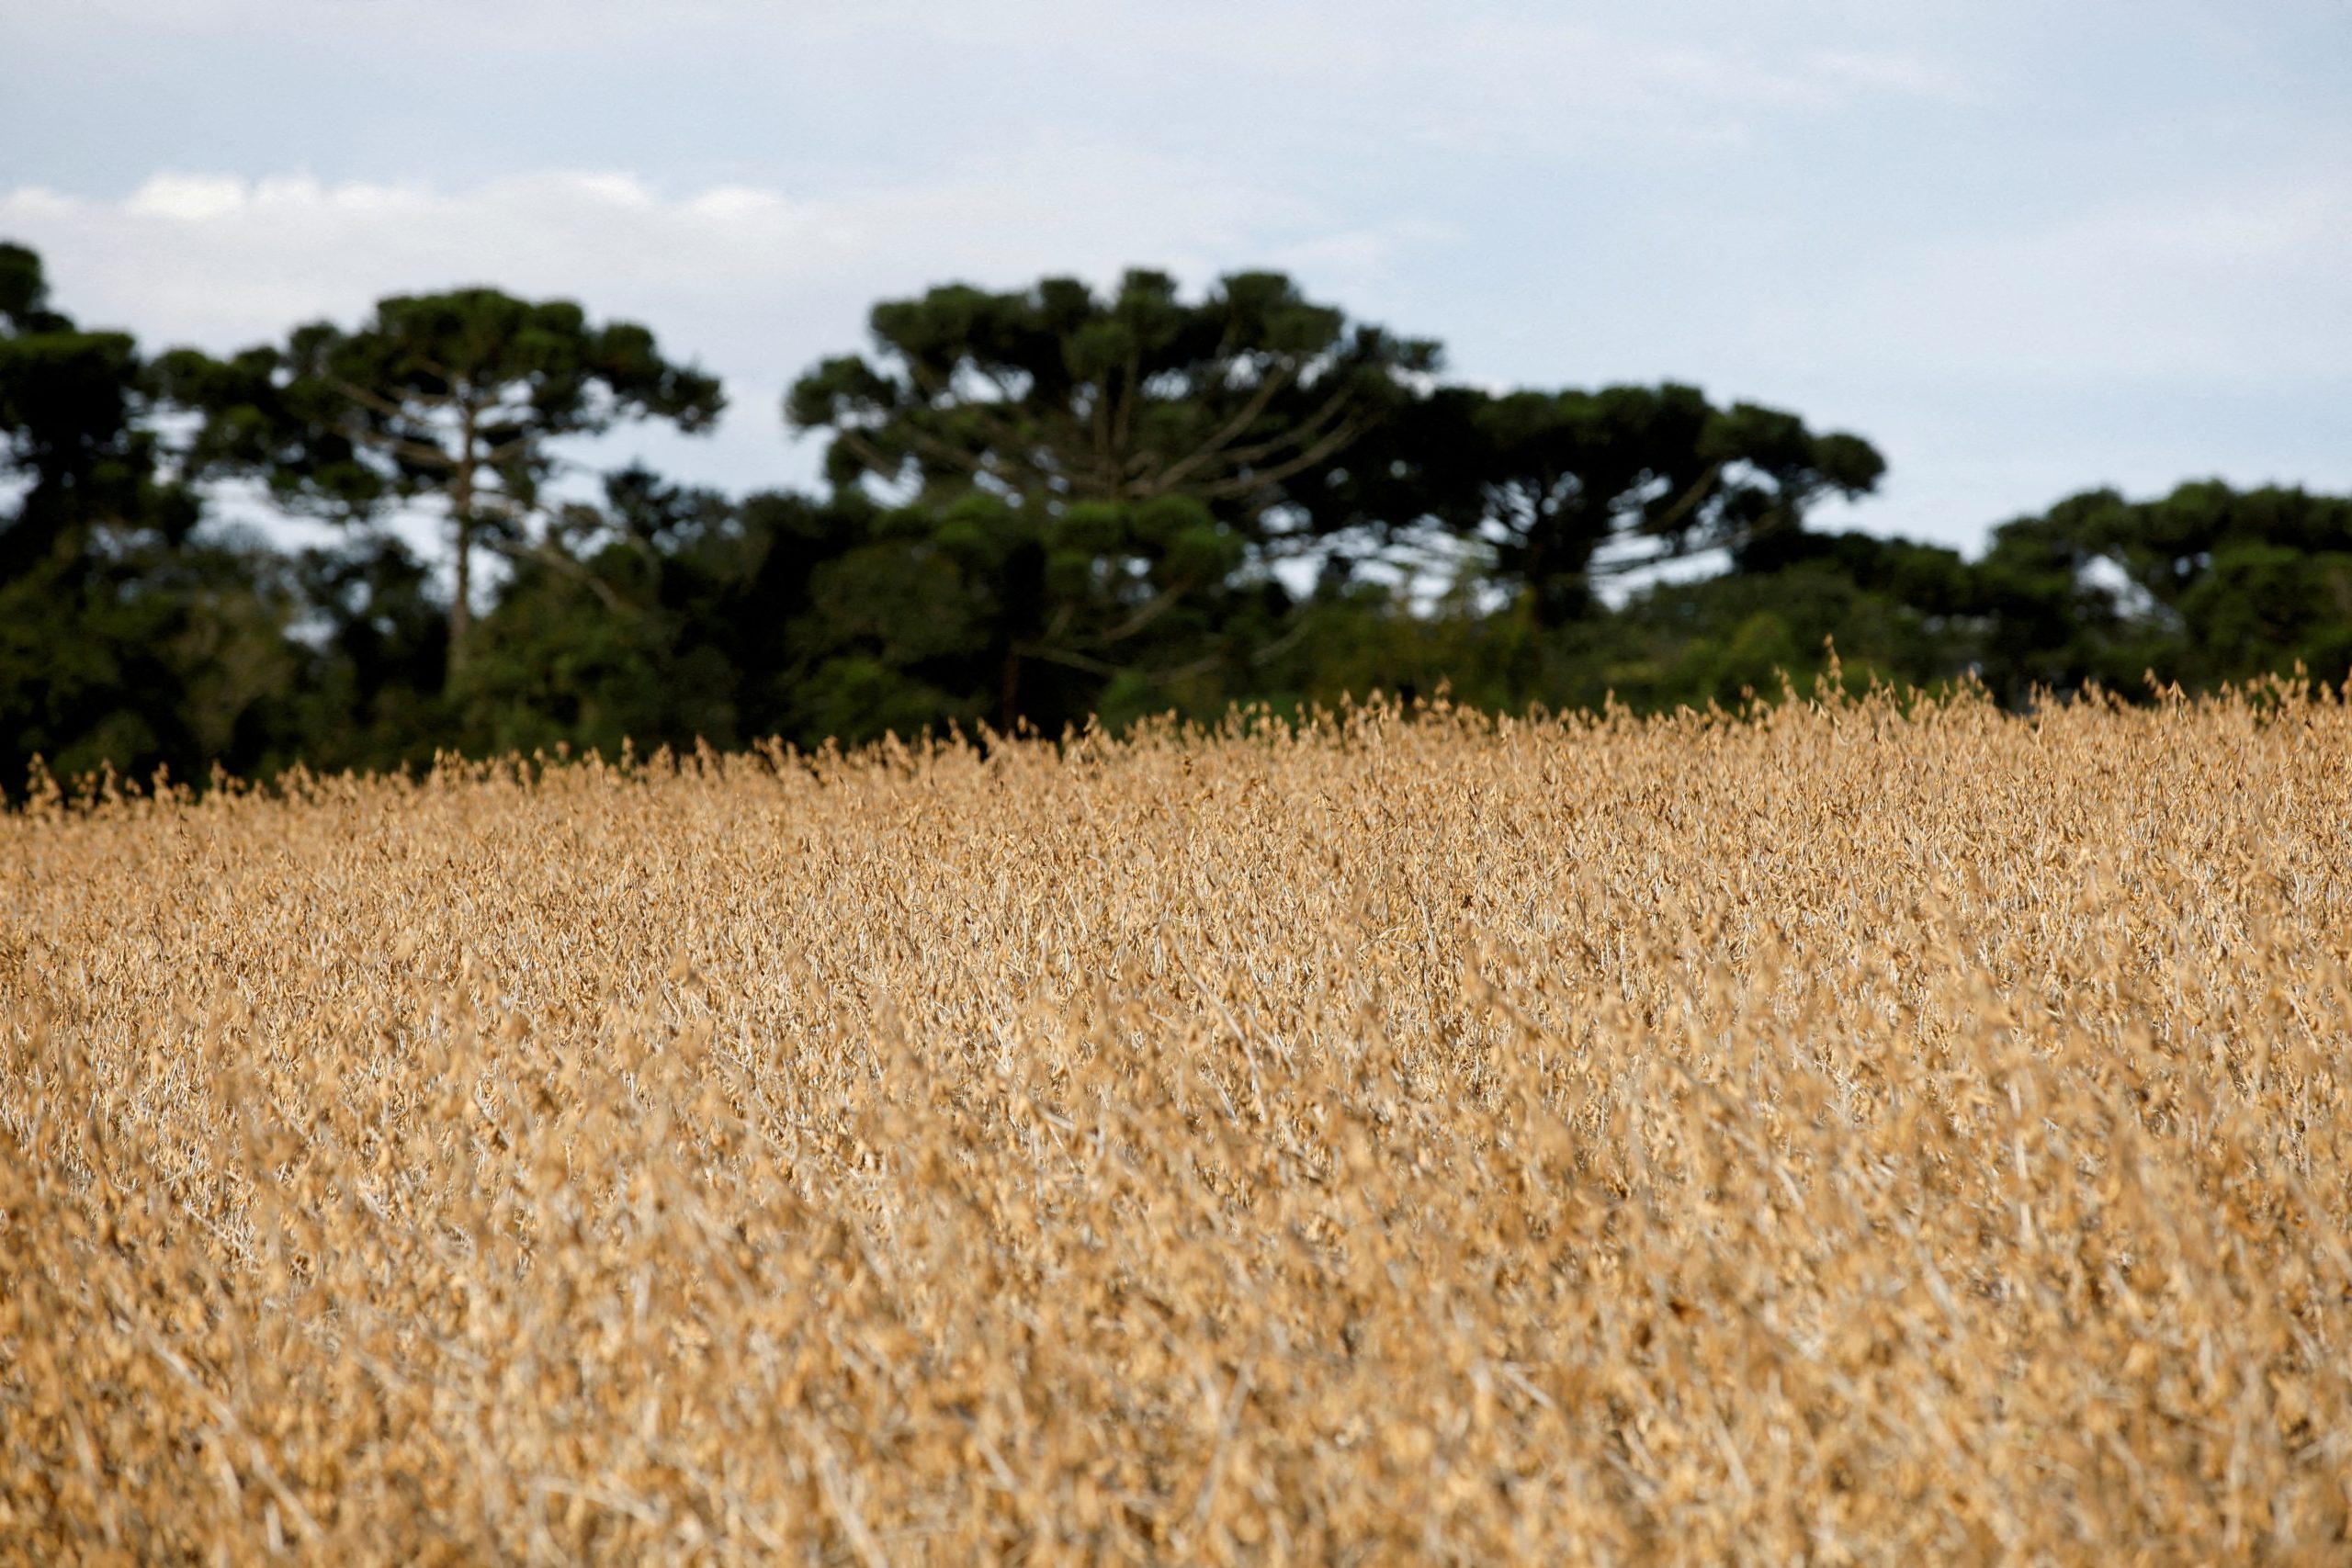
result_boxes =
[5,239,2349,790]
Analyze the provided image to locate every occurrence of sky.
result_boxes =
[4,0,2349,556]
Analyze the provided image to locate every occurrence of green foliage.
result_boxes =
[788,269,1435,534]
[1599,547,1981,710]
[1978,481,2352,698]
[0,532,301,788]
[6,241,2350,794]
[786,269,1438,728]
[276,536,451,774]
[0,244,198,581]
[1298,383,1884,626]
[160,288,724,670]
[0,243,284,791]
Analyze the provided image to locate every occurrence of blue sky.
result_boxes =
[5,0,2349,555]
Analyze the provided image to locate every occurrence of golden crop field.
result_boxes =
[4,684,2351,1564]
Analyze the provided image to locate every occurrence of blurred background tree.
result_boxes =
[1306,383,1884,627]
[1976,481,2352,698]
[4,237,2347,793]
[787,269,1436,729]
[158,288,724,671]
[0,243,297,790]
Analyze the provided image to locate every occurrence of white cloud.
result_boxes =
[9,0,1975,177]
[1348,13,1971,155]
[6,0,2348,551]
[1825,176,2352,383]
[1,155,1304,347]
[0,154,1454,493]
[123,174,247,221]
[1806,49,1971,104]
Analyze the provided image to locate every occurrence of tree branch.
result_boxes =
[1009,641,1125,678]
[902,358,1032,468]
[1153,360,1299,491]
[327,375,419,423]
[896,418,1025,489]
[481,534,643,619]
[1112,345,1141,458]
[1189,376,1356,474]
[1247,614,1316,668]
[375,435,458,470]
[1193,414,1366,502]
[1644,462,1724,539]
[1077,574,1197,649]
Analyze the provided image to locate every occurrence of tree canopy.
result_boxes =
[161,288,724,668]
[1978,481,2352,696]
[2,238,2346,794]
[788,268,1435,535]
[0,243,197,579]
[786,269,1438,723]
[1302,383,1886,625]
[1,244,293,787]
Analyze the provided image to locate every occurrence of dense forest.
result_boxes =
[6,238,2348,790]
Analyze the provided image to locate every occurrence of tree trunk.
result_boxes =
[447,404,477,675]
[1520,513,1554,629]
[1000,647,1022,734]
[449,513,473,673]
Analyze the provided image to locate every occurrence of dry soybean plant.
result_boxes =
[3,683,2351,1564]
